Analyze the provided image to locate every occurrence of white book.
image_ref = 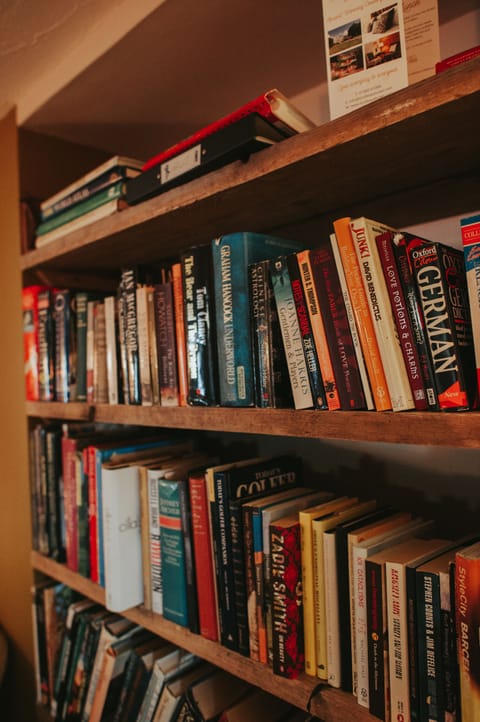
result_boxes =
[323,529,341,688]
[330,231,374,410]
[101,464,144,612]
[350,217,414,411]
[104,295,119,404]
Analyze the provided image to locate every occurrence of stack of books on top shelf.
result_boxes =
[23,213,480,413]
[32,583,306,722]
[33,155,143,248]
[29,422,480,721]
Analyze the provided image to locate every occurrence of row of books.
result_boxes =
[30,89,316,249]
[24,213,480,413]
[30,424,480,720]
[32,583,305,722]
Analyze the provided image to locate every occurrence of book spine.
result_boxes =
[415,571,444,722]
[229,497,251,656]
[181,247,218,406]
[104,296,120,405]
[159,479,189,627]
[299,510,317,677]
[312,520,330,680]
[77,448,90,577]
[179,479,199,634]
[86,300,96,403]
[455,550,480,722]
[45,429,63,561]
[249,259,293,408]
[148,472,163,615]
[350,218,414,411]
[61,436,79,572]
[366,560,388,721]
[392,234,439,410]
[154,281,179,407]
[171,262,188,407]
[386,562,411,722]
[333,218,391,411]
[116,287,130,404]
[93,301,108,405]
[188,472,218,641]
[22,285,42,401]
[75,292,89,402]
[296,249,341,410]
[323,530,341,688]
[53,289,76,402]
[37,288,55,401]
[461,214,480,401]
[352,546,369,704]
[270,520,304,678]
[407,240,476,410]
[376,232,430,411]
[242,505,258,659]
[36,180,125,235]
[309,243,367,410]
[136,285,153,406]
[32,584,50,705]
[120,269,141,405]
[146,287,161,405]
[286,253,328,409]
[87,446,99,585]
[330,232,375,410]
[270,256,314,409]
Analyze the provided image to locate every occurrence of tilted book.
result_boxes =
[142,88,315,172]
[406,236,478,410]
[212,231,304,406]
[350,217,414,411]
[333,217,391,410]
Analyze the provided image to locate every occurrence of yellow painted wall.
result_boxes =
[0,108,36,721]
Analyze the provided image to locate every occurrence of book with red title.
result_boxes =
[142,89,315,172]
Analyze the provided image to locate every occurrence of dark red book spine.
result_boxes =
[270,518,304,679]
[309,243,367,409]
[87,445,99,584]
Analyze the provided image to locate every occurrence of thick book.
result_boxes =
[406,235,478,410]
[308,242,368,410]
[35,197,127,248]
[22,285,46,401]
[142,88,315,172]
[154,275,179,407]
[349,216,414,411]
[181,245,219,406]
[211,231,303,406]
[206,455,301,652]
[40,155,143,219]
[333,217,391,411]
[391,232,439,410]
[249,258,293,408]
[270,256,314,409]
[158,477,199,631]
[376,231,431,410]
[127,113,287,204]
[37,287,56,401]
[455,540,480,722]
[461,213,480,400]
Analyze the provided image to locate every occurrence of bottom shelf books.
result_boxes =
[31,582,308,722]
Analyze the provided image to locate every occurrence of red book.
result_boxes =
[270,512,304,679]
[142,89,315,172]
[87,444,99,583]
[188,470,218,641]
[455,541,480,722]
[22,285,47,401]
[436,45,480,73]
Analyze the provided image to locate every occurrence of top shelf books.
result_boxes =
[21,58,480,275]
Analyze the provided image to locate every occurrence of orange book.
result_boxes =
[296,249,341,410]
[171,262,188,407]
[22,285,46,401]
[332,218,391,411]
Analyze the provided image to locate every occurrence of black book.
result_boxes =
[126,113,287,205]
[45,426,64,562]
[181,245,218,406]
[37,287,55,401]
[52,288,77,402]
[118,268,141,405]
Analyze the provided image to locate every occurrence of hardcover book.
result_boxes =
[461,213,480,400]
[406,235,478,410]
[212,231,304,406]
[136,284,155,406]
[270,256,314,409]
[181,245,218,406]
[35,197,128,248]
[118,268,141,405]
[349,216,414,411]
[332,217,391,410]
[53,288,77,402]
[142,88,315,172]
[104,295,120,405]
[454,540,480,722]
[127,113,288,204]
[154,274,179,407]
[37,287,55,401]
[22,285,46,401]
[308,241,368,410]
[171,262,188,407]
[249,258,293,408]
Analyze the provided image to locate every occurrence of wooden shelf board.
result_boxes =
[31,551,377,722]
[20,60,480,274]
[26,401,480,448]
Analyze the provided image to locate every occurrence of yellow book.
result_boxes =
[300,496,358,676]
[312,499,377,680]
[333,217,391,411]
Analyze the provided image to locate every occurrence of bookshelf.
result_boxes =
[18,56,480,722]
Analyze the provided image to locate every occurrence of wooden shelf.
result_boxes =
[26,401,480,448]
[21,59,480,276]
[31,551,377,722]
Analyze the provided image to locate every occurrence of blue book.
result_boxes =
[211,232,304,406]
[158,478,198,630]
